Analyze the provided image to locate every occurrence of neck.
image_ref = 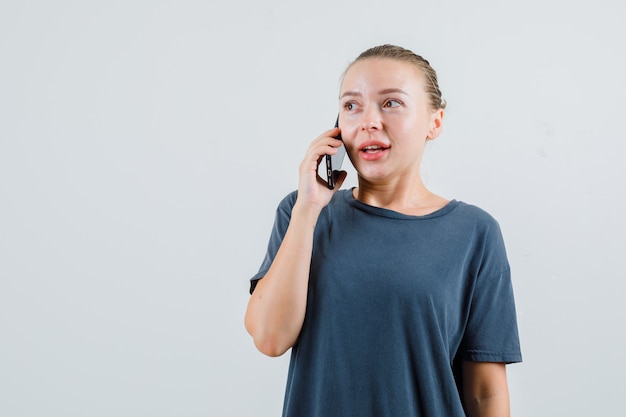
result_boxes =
[354,174,448,216]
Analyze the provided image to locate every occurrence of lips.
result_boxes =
[358,140,390,161]
[362,145,385,152]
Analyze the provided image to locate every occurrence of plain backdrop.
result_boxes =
[1,1,625,416]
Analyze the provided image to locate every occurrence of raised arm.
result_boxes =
[244,128,346,357]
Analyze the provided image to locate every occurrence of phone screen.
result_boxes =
[325,117,346,189]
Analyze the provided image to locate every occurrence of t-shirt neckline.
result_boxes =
[341,188,459,220]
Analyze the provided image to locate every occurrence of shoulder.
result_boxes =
[454,202,510,273]
[452,201,502,232]
[449,201,508,259]
[274,190,298,215]
[454,201,497,221]
[276,189,351,214]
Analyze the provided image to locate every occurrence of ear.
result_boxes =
[427,109,444,140]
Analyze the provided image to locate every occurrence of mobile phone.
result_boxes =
[325,117,346,189]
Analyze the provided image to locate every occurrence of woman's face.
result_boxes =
[338,58,443,185]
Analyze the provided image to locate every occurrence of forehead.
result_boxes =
[341,58,425,94]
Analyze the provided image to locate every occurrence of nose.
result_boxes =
[360,105,382,131]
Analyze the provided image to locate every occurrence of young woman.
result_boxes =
[245,44,521,417]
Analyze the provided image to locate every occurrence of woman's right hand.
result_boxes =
[295,127,347,212]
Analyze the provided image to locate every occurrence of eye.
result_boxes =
[343,101,359,111]
[383,99,402,108]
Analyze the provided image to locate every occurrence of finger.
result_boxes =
[325,139,343,152]
[305,142,341,170]
[311,129,341,148]
[316,127,340,139]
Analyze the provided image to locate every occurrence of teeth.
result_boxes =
[363,145,382,151]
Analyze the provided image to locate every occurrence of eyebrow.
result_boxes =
[339,88,409,99]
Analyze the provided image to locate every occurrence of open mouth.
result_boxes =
[361,145,389,153]
[358,142,390,161]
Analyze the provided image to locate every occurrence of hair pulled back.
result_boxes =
[344,44,447,112]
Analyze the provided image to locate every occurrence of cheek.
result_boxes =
[338,122,359,144]
[397,116,429,137]
[340,133,361,159]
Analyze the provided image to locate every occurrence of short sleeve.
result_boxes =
[457,221,522,364]
[249,191,297,294]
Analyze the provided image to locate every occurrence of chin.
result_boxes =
[357,170,392,184]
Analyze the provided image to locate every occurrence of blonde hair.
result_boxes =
[344,44,447,112]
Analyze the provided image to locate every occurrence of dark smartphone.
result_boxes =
[325,117,346,189]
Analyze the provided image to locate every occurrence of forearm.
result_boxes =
[244,203,321,357]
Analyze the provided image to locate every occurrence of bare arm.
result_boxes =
[244,128,345,357]
[244,203,320,356]
[462,362,510,417]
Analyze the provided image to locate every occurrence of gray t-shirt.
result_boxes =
[251,189,522,417]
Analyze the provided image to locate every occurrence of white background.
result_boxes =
[1,1,624,416]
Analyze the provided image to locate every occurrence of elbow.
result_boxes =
[244,314,292,357]
[253,336,291,357]
[248,326,292,357]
